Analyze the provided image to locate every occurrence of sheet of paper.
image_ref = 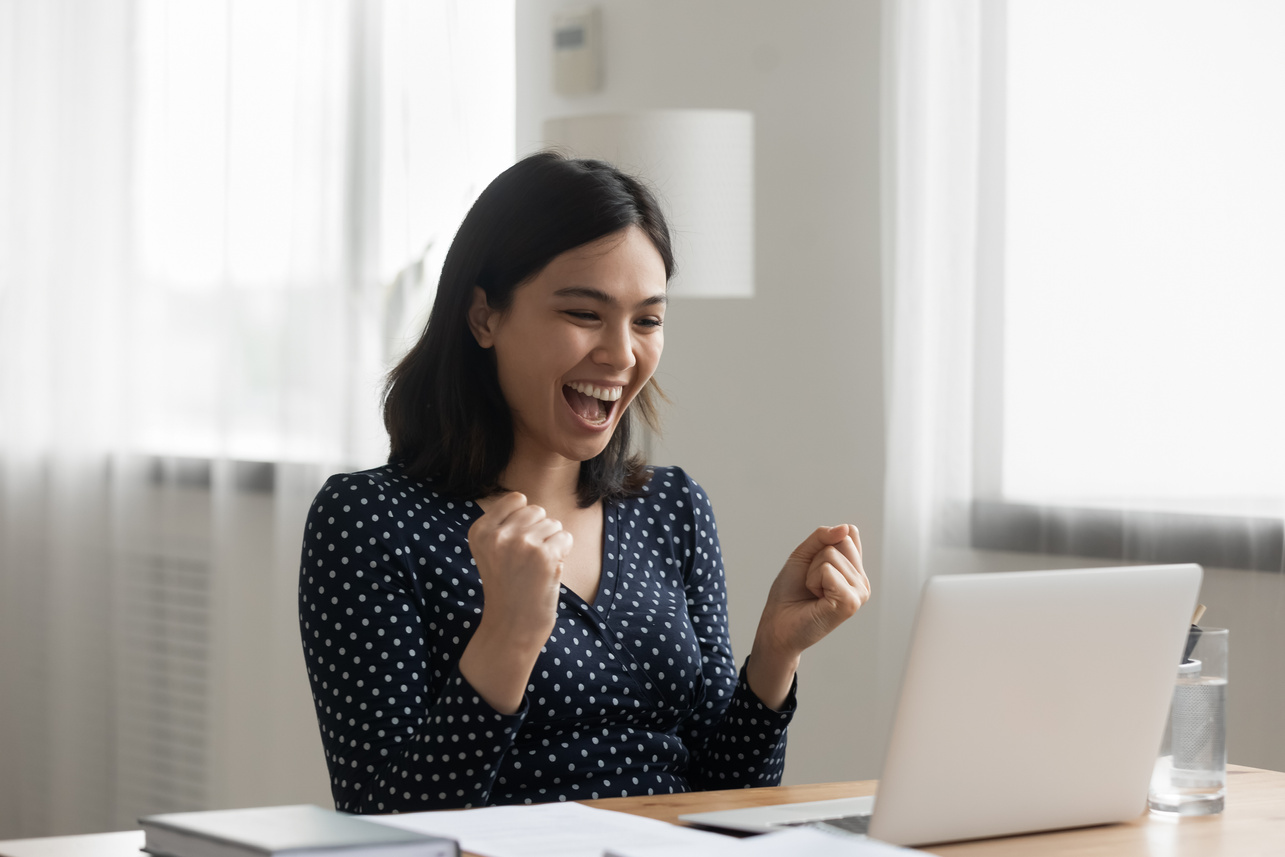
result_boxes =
[605,827,927,856]
[365,801,734,857]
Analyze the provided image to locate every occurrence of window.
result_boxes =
[975,0,1285,569]
[130,0,514,464]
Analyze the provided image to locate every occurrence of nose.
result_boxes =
[592,321,636,371]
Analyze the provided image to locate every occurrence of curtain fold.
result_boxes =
[0,0,514,837]
[1,0,135,836]
[879,0,985,715]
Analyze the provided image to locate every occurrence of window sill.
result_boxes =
[971,499,1284,573]
[123,456,278,494]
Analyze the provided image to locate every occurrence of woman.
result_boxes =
[299,152,870,813]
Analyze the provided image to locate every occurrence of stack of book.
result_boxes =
[138,805,458,857]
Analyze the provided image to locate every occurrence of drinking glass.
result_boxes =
[1148,627,1228,815]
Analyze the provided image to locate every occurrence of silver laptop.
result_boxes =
[681,564,1202,847]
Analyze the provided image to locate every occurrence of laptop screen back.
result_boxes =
[869,564,1202,846]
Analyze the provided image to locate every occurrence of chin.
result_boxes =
[566,440,613,464]
[565,428,620,464]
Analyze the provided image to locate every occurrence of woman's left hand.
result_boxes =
[747,524,871,708]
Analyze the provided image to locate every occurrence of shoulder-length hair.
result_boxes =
[383,151,675,507]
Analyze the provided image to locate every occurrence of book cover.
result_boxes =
[139,804,458,857]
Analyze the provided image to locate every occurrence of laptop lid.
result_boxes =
[868,563,1202,846]
[679,564,1201,846]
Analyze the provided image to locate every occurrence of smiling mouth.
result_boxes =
[563,382,622,427]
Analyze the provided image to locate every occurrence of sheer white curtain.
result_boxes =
[0,0,513,838]
[879,0,985,705]
[878,1,1285,779]
[1,0,135,837]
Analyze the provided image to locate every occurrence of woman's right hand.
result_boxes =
[467,492,573,646]
[458,493,572,713]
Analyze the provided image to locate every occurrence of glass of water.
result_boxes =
[1149,627,1228,815]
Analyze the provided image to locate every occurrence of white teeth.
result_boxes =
[567,381,622,402]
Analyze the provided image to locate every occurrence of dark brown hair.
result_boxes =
[383,152,674,506]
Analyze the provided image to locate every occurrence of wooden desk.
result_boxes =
[2,765,1281,857]
[583,764,1285,856]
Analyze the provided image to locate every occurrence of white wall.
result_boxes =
[1200,567,1285,771]
[517,0,1285,785]
[517,0,888,782]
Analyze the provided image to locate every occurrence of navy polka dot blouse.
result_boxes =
[298,464,796,813]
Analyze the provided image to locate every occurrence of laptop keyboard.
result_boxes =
[778,813,872,836]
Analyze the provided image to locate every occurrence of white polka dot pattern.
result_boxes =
[298,465,795,813]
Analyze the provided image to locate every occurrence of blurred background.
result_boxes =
[3,0,1283,839]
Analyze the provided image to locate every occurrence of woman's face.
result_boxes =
[468,226,667,467]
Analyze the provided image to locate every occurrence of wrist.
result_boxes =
[474,612,551,654]
[746,634,800,712]
[459,618,544,714]
[751,626,802,672]
[748,641,801,682]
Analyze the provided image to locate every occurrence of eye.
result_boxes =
[635,317,663,329]
[563,310,599,321]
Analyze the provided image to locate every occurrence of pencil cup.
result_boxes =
[1148,628,1228,815]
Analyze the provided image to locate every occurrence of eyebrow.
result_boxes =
[553,286,668,308]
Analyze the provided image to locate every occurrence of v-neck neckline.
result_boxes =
[558,501,619,618]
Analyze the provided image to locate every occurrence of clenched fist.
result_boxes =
[467,492,574,647]
[747,524,871,709]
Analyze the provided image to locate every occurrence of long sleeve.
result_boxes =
[669,471,796,789]
[298,472,525,812]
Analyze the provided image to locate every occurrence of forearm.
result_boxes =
[746,633,801,711]
[302,595,529,810]
[683,662,796,790]
[338,665,528,812]
[457,617,545,714]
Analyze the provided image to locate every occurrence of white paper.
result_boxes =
[606,827,928,857]
[365,801,734,857]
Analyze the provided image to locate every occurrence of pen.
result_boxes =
[1183,604,1207,663]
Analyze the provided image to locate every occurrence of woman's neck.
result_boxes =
[494,449,584,517]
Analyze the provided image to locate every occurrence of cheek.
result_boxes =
[491,344,544,412]
[639,335,664,375]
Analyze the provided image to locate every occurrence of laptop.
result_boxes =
[681,564,1203,847]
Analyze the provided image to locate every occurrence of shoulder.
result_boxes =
[308,463,474,523]
[304,463,483,560]
[633,467,723,579]
[312,464,403,511]
[632,465,717,520]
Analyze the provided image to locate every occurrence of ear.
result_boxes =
[467,286,499,348]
